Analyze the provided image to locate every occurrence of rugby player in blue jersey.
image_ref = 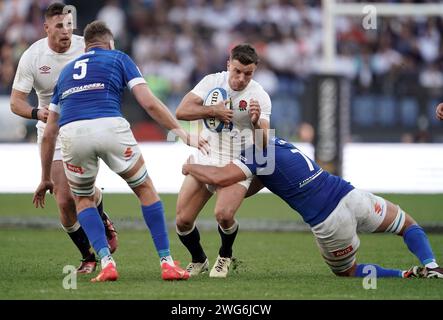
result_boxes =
[33,21,207,282]
[183,137,443,279]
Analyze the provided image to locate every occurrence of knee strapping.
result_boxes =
[125,164,148,188]
[324,252,357,274]
[385,206,406,234]
[69,182,95,197]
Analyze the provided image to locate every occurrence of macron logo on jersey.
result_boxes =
[62,83,105,99]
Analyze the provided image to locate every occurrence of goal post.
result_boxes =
[312,0,443,176]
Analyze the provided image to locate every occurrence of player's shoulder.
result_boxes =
[70,34,85,50]
[20,38,48,59]
[249,78,270,96]
[202,71,228,83]
[102,49,131,62]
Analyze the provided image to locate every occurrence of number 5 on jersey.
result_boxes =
[73,58,89,80]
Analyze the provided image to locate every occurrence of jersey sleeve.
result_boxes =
[49,83,60,114]
[12,49,34,94]
[257,90,272,122]
[232,145,258,178]
[121,53,146,90]
[190,74,218,100]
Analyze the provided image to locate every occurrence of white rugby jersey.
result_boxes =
[12,34,85,131]
[191,71,272,163]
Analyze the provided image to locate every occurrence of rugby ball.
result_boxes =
[203,87,233,132]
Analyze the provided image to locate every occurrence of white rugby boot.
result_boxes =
[209,255,232,278]
[186,259,209,276]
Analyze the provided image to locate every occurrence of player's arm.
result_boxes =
[10,49,49,122]
[175,91,233,123]
[132,84,209,152]
[183,162,247,187]
[10,89,49,122]
[249,99,270,148]
[33,110,59,208]
[10,89,50,122]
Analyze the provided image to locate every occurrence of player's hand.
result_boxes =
[187,134,210,155]
[436,103,443,121]
[249,99,261,125]
[212,100,233,123]
[38,106,49,123]
[182,155,195,175]
[32,180,54,208]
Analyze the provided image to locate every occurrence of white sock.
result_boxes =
[160,255,174,267]
[101,255,115,269]
[425,261,438,269]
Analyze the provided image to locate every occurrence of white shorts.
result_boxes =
[194,152,253,193]
[310,189,386,273]
[37,125,62,161]
[59,117,142,196]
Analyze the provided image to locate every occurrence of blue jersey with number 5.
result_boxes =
[239,138,354,227]
[50,48,145,127]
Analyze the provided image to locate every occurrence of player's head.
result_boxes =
[44,3,73,53]
[227,44,259,91]
[83,20,115,51]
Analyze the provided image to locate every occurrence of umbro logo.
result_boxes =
[39,65,51,74]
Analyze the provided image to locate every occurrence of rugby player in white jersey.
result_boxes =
[175,44,272,277]
[10,3,117,273]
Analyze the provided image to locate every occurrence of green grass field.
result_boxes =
[0,193,442,300]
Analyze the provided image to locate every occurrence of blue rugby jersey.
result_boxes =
[234,137,354,227]
[49,48,145,126]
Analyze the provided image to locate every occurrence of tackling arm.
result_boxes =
[183,163,247,187]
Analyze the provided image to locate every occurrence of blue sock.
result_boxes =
[141,201,170,258]
[355,264,403,278]
[403,224,436,265]
[77,207,109,259]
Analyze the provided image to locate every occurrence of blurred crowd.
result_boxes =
[1,0,443,141]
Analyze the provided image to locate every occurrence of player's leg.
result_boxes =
[101,117,187,280]
[372,197,442,278]
[312,190,405,278]
[116,153,189,280]
[209,183,248,278]
[59,119,118,282]
[245,176,264,198]
[50,159,96,273]
[94,186,118,254]
[74,193,118,282]
[176,175,212,276]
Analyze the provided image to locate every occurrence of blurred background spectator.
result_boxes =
[1,0,443,142]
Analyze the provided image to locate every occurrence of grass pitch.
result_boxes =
[0,193,442,300]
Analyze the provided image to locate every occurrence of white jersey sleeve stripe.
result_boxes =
[232,159,253,178]
[49,103,60,114]
[128,77,146,90]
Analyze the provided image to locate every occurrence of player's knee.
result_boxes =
[385,205,409,235]
[55,195,76,216]
[214,209,235,229]
[175,214,195,231]
[398,213,417,235]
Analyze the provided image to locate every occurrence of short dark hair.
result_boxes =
[83,20,114,45]
[44,2,65,20]
[230,44,259,65]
